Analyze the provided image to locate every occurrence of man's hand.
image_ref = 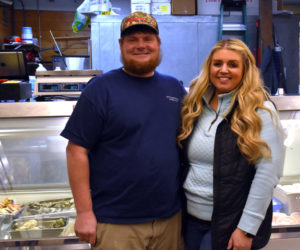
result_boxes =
[75,211,98,246]
[227,228,253,250]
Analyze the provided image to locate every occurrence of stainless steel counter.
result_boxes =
[0,237,90,249]
[271,95,300,111]
[0,101,76,118]
[263,226,300,250]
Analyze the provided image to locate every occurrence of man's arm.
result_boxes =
[66,141,97,246]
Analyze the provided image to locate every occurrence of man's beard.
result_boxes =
[121,51,162,76]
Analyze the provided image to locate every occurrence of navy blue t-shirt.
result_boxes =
[61,68,186,223]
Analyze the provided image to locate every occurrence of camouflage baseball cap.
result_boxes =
[120,12,159,37]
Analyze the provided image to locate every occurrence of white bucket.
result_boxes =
[22,27,33,43]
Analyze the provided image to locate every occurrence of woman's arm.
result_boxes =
[228,101,285,249]
[238,101,285,235]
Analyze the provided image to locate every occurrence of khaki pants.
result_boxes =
[92,211,182,250]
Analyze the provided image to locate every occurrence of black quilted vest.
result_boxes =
[181,106,272,250]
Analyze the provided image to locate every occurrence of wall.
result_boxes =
[7,1,300,92]
[283,4,300,14]
[10,0,129,67]
[13,0,81,12]
[273,14,300,94]
[13,0,130,14]
[90,13,299,94]
[11,0,300,15]
[0,5,12,43]
[90,15,258,87]
[14,9,90,65]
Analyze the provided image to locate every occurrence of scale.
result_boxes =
[34,69,102,96]
[34,30,102,97]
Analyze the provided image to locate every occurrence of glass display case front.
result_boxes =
[0,101,89,249]
[0,117,69,190]
[0,97,300,249]
[262,96,300,250]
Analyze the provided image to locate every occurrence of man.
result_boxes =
[61,11,186,250]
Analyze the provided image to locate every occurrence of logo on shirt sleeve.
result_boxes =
[166,96,179,102]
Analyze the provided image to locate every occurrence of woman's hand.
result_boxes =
[227,228,253,250]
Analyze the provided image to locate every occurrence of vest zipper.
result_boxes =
[208,98,223,131]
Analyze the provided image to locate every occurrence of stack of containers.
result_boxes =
[131,0,171,15]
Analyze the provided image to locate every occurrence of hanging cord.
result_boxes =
[37,0,42,50]
[272,24,287,93]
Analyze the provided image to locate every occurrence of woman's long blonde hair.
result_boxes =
[177,38,274,163]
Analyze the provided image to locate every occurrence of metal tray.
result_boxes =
[0,214,15,230]
[0,206,24,223]
[9,216,69,239]
[0,215,5,229]
[22,197,75,217]
[272,224,300,233]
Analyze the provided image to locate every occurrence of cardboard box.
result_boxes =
[151,3,171,15]
[131,3,151,13]
[197,0,220,15]
[197,0,277,16]
[172,0,196,15]
[151,0,171,2]
[131,0,151,3]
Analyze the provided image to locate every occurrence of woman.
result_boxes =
[178,38,285,250]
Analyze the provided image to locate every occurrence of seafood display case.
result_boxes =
[262,95,300,250]
[0,101,90,249]
[1,96,300,249]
